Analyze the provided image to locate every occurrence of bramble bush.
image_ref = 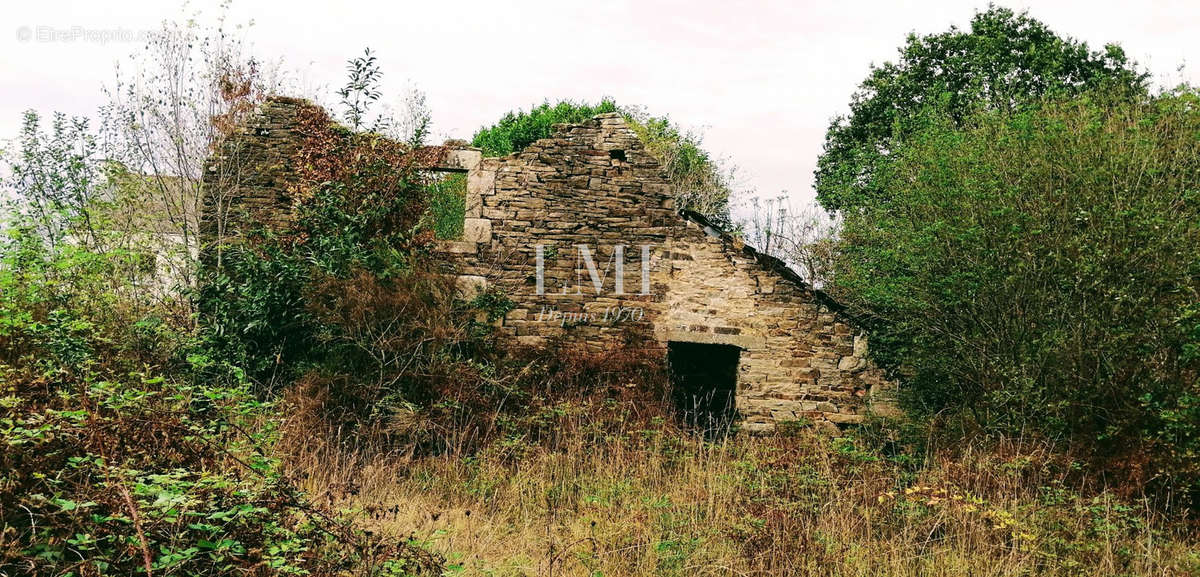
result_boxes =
[1,100,440,575]
[198,102,428,391]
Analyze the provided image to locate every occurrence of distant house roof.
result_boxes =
[103,164,200,236]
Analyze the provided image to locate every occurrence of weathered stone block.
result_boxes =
[454,275,488,298]
[441,148,481,172]
[468,167,495,197]
[433,240,478,255]
[838,356,866,372]
[463,218,492,244]
[826,412,865,425]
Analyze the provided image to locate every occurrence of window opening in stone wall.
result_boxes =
[421,170,467,240]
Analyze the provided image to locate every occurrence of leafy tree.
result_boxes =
[388,83,432,147]
[834,88,1200,496]
[471,98,619,156]
[338,47,384,131]
[102,13,269,287]
[6,111,100,248]
[816,5,1148,213]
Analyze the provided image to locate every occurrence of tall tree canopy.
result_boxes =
[815,5,1148,213]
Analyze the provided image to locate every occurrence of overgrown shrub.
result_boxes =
[0,225,439,576]
[198,104,432,390]
[834,88,1200,503]
[278,293,673,459]
[624,111,736,227]
[2,90,441,574]
[470,98,619,157]
[423,173,466,240]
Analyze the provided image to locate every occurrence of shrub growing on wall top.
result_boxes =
[473,99,737,227]
[471,98,619,157]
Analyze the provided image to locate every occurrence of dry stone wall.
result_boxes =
[203,98,897,432]
[200,97,309,246]
[449,113,676,346]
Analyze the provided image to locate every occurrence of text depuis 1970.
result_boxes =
[533,244,652,325]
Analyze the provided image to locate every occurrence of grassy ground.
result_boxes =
[282,405,1200,577]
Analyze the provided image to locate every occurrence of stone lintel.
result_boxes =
[433,240,478,255]
[434,148,482,173]
[659,329,765,350]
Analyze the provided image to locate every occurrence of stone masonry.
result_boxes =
[203,97,898,432]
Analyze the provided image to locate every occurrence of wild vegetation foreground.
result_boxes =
[287,406,1200,577]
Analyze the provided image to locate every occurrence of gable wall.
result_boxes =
[452,113,895,430]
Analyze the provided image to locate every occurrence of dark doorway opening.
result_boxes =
[667,341,740,432]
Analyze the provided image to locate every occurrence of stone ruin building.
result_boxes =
[203,97,897,433]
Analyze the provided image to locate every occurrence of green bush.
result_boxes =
[0,225,438,576]
[625,113,735,227]
[196,238,316,391]
[198,111,428,390]
[471,98,618,156]
[424,173,466,240]
[1,104,440,574]
[834,88,1200,501]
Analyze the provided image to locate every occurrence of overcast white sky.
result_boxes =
[2,0,1198,212]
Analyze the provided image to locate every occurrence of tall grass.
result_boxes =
[280,400,1200,577]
